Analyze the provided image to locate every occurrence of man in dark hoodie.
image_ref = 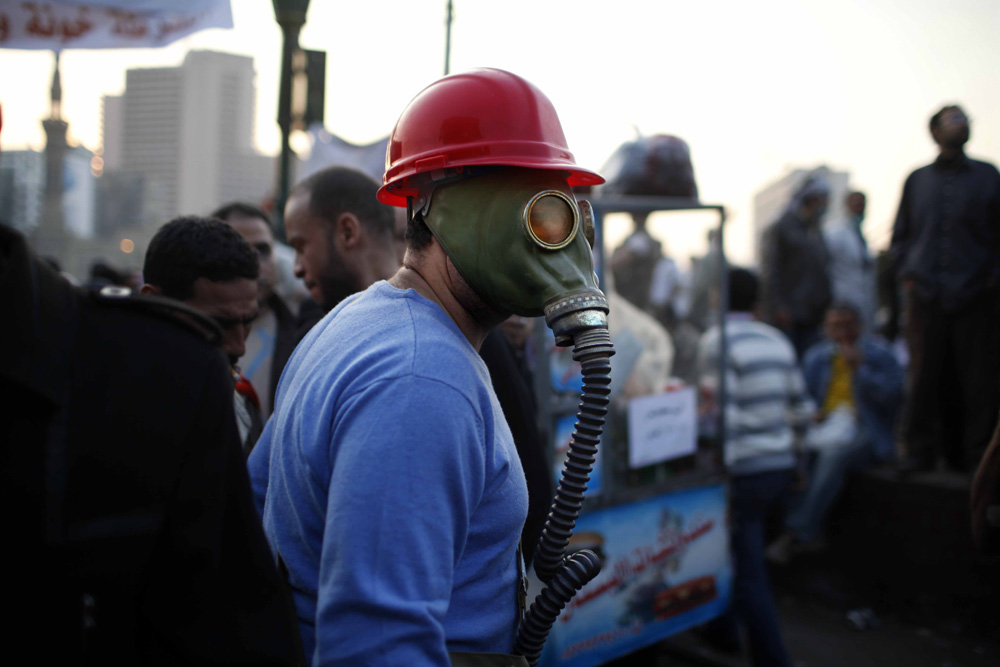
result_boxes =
[760,173,833,359]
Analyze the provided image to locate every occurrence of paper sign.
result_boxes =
[627,387,697,468]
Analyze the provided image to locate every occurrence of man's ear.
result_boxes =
[140,283,161,296]
[335,212,363,249]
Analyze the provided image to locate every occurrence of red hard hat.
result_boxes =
[377,68,605,207]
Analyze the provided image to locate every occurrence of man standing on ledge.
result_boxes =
[891,104,1000,474]
[249,68,607,664]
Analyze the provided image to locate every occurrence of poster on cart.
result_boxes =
[627,387,698,468]
[538,483,731,667]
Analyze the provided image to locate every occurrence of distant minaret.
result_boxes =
[34,50,69,261]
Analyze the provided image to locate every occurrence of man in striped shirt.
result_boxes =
[696,267,814,667]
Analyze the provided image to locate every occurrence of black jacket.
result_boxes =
[0,225,303,665]
[760,209,832,328]
[480,328,553,567]
[264,291,300,415]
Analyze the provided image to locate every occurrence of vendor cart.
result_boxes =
[531,195,731,667]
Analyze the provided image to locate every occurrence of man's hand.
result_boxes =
[840,344,863,370]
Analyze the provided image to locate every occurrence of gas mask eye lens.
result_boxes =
[525,191,578,249]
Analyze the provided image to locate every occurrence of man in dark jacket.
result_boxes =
[890,104,1000,473]
[760,173,833,359]
[141,216,264,454]
[0,224,302,665]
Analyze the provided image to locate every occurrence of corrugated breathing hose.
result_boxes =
[513,325,614,666]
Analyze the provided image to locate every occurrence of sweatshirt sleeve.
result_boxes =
[313,374,486,666]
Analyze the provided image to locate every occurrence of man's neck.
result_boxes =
[358,246,398,292]
[937,146,966,162]
[389,249,502,350]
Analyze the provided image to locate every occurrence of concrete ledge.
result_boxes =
[770,465,1000,641]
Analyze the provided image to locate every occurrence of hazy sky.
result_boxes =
[2,0,999,267]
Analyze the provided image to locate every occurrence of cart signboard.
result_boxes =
[538,483,731,667]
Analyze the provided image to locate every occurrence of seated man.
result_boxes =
[770,301,904,560]
[141,216,263,454]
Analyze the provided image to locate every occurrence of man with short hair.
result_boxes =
[141,216,263,454]
[213,202,299,418]
[284,166,399,314]
[890,104,1000,473]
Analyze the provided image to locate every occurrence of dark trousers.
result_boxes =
[708,469,794,667]
[901,289,1000,472]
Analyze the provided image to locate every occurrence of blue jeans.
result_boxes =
[786,435,873,543]
[710,468,795,666]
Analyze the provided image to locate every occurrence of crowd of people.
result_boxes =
[3,67,611,666]
[607,103,1000,666]
[5,64,1000,667]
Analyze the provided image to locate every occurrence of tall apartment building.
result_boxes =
[751,165,850,263]
[102,50,275,227]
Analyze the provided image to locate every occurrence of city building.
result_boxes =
[102,50,276,227]
[0,149,45,233]
[0,145,96,239]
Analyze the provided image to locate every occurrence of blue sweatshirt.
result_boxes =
[249,282,528,665]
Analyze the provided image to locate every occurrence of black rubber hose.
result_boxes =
[513,549,602,666]
[513,326,614,665]
[532,328,614,584]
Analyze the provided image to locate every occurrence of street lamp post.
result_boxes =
[444,0,453,75]
[272,0,311,241]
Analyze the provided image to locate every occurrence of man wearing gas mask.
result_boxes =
[249,68,609,665]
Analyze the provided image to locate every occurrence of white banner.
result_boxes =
[0,1,232,50]
[301,124,389,184]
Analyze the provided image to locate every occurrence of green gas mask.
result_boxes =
[422,168,608,345]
